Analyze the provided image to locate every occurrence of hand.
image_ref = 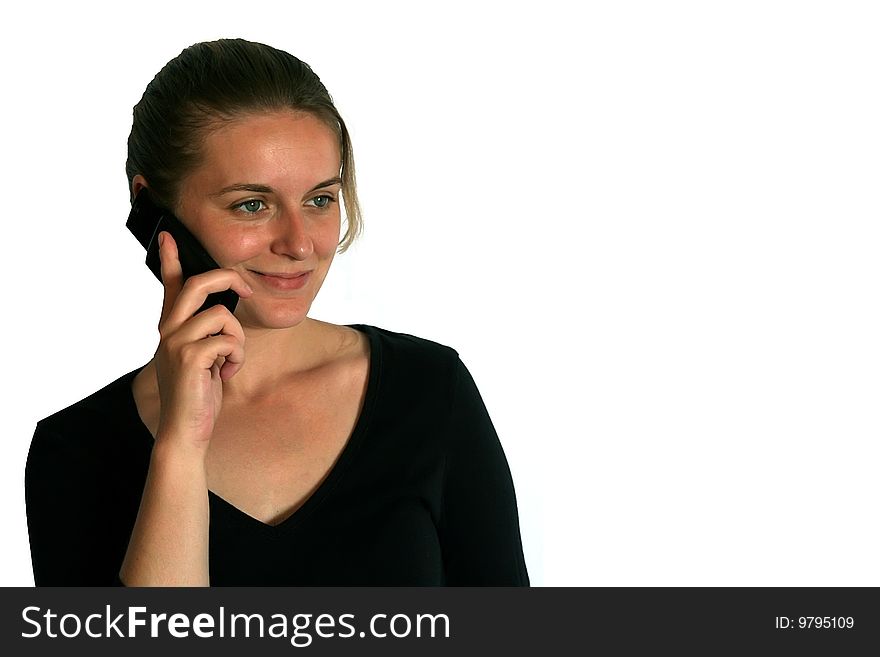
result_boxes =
[152,231,254,450]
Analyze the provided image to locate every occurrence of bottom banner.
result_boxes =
[0,587,876,655]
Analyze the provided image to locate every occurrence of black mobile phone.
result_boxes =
[126,189,239,315]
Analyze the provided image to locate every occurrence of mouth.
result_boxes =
[249,269,312,291]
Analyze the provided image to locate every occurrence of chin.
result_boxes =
[236,299,312,330]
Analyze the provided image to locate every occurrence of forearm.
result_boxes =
[119,439,210,586]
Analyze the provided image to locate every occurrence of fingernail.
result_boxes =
[245,284,254,294]
[158,232,166,248]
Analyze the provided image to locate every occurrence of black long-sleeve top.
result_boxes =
[25,324,529,586]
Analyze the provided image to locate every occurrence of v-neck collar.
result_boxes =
[125,323,382,532]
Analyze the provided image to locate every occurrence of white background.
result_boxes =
[2,1,879,586]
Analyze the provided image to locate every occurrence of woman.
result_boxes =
[25,38,528,586]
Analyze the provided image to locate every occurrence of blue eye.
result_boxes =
[310,195,335,209]
[235,199,266,214]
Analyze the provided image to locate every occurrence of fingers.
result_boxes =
[166,271,253,328]
[156,230,254,332]
[155,230,252,384]
[173,333,245,377]
[219,358,240,381]
[158,231,184,327]
[211,355,240,382]
[160,303,247,381]
[168,303,246,351]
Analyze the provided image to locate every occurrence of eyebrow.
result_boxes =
[210,176,342,197]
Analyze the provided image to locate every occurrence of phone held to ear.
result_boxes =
[126,189,239,316]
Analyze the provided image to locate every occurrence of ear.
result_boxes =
[131,174,149,200]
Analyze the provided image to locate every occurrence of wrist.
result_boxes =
[151,434,209,470]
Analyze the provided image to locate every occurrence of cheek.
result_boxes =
[209,230,265,267]
[201,220,340,264]
[316,231,340,257]
[313,219,343,257]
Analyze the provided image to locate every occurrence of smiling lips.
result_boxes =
[251,270,312,291]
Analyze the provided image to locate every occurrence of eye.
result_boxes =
[309,194,336,209]
[233,199,266,215]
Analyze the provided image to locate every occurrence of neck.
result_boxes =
[138,317,356,407]
[221,317,342,400]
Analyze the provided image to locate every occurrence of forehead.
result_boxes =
[193,111,341,187]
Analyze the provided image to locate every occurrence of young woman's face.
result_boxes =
[174,111,343,330]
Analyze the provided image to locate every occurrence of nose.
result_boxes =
[270,205,314,260]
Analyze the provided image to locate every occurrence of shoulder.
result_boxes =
[353,324,461,374]
[28,367,148,472]
[351,324,469,408]
[353,323,459,359]
[36,367,143,435]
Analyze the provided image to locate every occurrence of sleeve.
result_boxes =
[25,422,127,586]
[438,357,530,586]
